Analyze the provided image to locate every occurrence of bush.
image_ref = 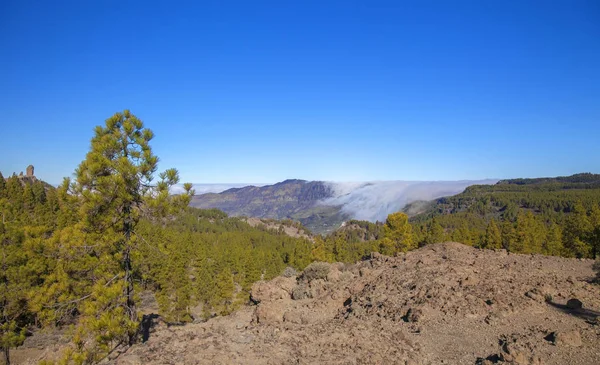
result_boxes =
[301,262,330,282]
[282,266,298,278]
[291,284,311,300]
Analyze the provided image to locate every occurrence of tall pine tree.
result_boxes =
[40,110,193,362]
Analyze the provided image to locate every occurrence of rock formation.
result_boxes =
[26,165,34,177]
[14,243,600,364]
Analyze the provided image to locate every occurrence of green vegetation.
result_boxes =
[0,111,316,364]
[2,111,599,364]
[409,174,600,258]
[300,262,330,282]
[305,174,600,264]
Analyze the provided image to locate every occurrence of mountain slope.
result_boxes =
[411,173,600,223]
[111,242,600,365]
[407,173,600,256]
[190,179,495,234]
[190,179,348,233]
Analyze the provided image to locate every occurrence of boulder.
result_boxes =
[548,330,582,347]
[254,302,285,324]
[251,276,295,303]
[566,298,583,310]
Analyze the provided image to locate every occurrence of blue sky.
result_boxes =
[1,0,599,184]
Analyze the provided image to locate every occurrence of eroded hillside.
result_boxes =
[98,243,600,365]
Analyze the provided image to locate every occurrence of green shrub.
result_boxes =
[301,262,330,282]
[282,267,298,278]
[291,284,311,300]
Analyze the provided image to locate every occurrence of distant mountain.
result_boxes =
[190,179,347,234]
[190,179,496,234]
[409,172,600,225]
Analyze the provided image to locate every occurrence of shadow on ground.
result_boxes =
[140,313,160,342]
[547,301,600,323]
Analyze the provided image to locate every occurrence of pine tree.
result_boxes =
[73,110,161,348]
[544,222,564,256]
[311,236,333,262]
[0,172,6,199]
[381,212,414,253]
[563,201,592,257]
[332,236,348,262]
[5,177,23,217]
[589,205,600,258]
[483,219,502,249]
[39,110,193,361]
[424,218,445,245]
[22,185,36,213]
[453,221,473,245]
[32,181,46,205]
[501,221,516,252]
[214,267,235,315]
[242,250,262,290]
[1,225,30,365]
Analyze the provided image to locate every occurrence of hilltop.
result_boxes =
[411,173,600,223]
[84,243,600,364]
[190,179,348,234]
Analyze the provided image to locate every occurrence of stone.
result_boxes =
[404,307,424,323]
[26,165,34,177]
[254,302,285,324]
[566,298,583,310]
[549,330,582,347]
[250,276,295,303]
[525,289,544,302]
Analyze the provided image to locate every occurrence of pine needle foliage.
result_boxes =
[42,110,193,363]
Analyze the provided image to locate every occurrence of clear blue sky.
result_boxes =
[1,0,599,184]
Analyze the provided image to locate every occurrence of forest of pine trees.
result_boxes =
[2,111,600,364]
[317,175,600,263]
[0,111,317,364]
[408,176,600,258]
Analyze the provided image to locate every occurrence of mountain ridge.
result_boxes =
[190,179,496,234]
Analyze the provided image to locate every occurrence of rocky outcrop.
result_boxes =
[17,243,600,364]
[15,164,38,184]
[190,180,347,234]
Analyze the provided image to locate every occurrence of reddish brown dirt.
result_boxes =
[15,243,600,365]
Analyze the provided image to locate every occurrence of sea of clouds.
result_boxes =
[322,180,498,222]
[175,179,498,223]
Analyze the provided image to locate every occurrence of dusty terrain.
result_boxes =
[16,242,600,364]
[244,217,312,239]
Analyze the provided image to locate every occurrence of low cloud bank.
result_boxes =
[322,180,498,222]
[170,183,264,195]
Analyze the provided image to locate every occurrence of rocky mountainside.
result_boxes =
[190,179,494,234]
[100,243,600,365]
[190,179,348,234]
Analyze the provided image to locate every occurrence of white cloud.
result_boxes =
[322,180,497,222]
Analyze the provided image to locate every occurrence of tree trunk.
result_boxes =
[3,346,10,365]
[123,204,136,345]
[124,246,136,345]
